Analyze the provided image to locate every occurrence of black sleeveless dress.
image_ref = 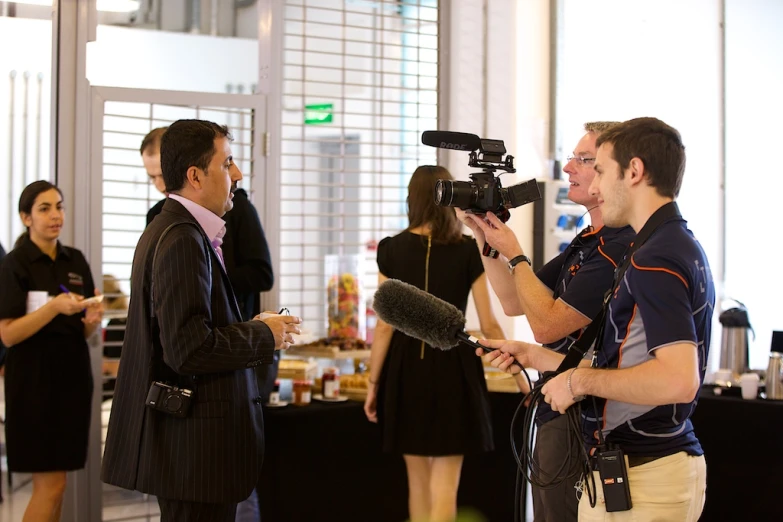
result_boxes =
[376,231,494,456]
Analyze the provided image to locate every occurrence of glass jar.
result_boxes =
[269,379,281,405]
[322,367,341,399]
[325,254,365,340]
[292,380,312,406]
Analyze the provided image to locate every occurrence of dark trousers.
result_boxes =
[531,414,581,522]
[158,497,237,522]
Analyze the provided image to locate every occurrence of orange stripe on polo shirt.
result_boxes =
[597,246,618,268]
[630,257,689,288]
[582,225,604,237]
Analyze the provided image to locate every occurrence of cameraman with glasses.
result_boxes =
[459,122,634,522]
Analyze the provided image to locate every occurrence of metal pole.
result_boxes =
[23,71,30,185]
[36,72,43,180]
[8,70,16,244]
[210,0,219,36]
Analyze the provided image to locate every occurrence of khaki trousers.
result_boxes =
[578,452,706,522]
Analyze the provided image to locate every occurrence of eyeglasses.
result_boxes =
[566,155,596,166]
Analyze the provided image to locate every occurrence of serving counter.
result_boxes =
[258,392,525,522]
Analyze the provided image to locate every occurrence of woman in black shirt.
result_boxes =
[0,181,103,521]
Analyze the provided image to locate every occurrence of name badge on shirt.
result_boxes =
[68,272,84,287]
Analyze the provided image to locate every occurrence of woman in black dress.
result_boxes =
[0,181,103,521]
[364,166,505,522]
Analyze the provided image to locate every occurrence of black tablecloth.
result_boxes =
[259,392,525,522]
[692,389,782,521]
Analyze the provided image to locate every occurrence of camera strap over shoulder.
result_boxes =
[148,222,213,389]
[555,202,682,373]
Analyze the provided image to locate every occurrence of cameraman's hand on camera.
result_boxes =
[254,312,302,350]
[455,208,486,245]
[466,212,524,260]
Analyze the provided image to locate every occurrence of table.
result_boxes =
[691,389,782,521]
[258,392,526,522]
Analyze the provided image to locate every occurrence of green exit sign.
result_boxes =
[304,103,333,125]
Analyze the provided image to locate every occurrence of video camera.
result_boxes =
[421,131,541,223]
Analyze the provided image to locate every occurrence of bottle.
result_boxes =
[766,353,783,400]
[322,367,340,399]
[269,379,281,405]
[293,380,312,406]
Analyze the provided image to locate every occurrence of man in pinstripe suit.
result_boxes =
[102,119,301,521]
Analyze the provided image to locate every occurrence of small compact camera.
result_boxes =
[145,381,193,418]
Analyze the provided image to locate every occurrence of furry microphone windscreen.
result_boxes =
[373,279,466,350]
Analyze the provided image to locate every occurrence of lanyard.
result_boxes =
[555,201,682,373]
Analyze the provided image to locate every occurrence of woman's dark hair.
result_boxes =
[407,165,463,244]
[160,119,232,193]
[14,180,63,248]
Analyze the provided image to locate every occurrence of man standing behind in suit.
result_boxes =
[102,119,301,521]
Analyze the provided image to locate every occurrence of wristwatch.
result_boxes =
[507,254,532,274]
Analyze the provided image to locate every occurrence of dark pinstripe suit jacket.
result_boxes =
[101,199,276,504]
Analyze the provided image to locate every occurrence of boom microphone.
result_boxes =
[372,279,483,352]
[421,130,481,152]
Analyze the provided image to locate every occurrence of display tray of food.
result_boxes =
[308,373,370,401]
[340,373,370,401]
[286,336,371,360]
[277,359,318,381]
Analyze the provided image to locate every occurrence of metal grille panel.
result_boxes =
[280,0,439,338]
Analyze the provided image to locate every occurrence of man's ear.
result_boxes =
[626,157,646,187]
[185,166,203,190]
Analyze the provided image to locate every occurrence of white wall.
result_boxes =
[724,0,783,369]
[445,0,521,338]
[511,0,553,343]
[557,0,723,279]
[86,25,259,93]
[0,17,52,250]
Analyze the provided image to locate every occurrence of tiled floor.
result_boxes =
[0,476,160,522]
[101,485,160,522]
[0,474,31,522]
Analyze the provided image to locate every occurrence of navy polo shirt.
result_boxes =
[537,225,635,354]
[535,225,634,424]
[581,215,715,457]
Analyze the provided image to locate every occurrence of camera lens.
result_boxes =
[164,395,183,413]
[434,179,453,206]
[434,179,476,209]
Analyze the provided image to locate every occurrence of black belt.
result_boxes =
[591,454,663,470]
[627,455,663,468]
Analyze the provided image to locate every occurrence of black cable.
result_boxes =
[508,369,598,513]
